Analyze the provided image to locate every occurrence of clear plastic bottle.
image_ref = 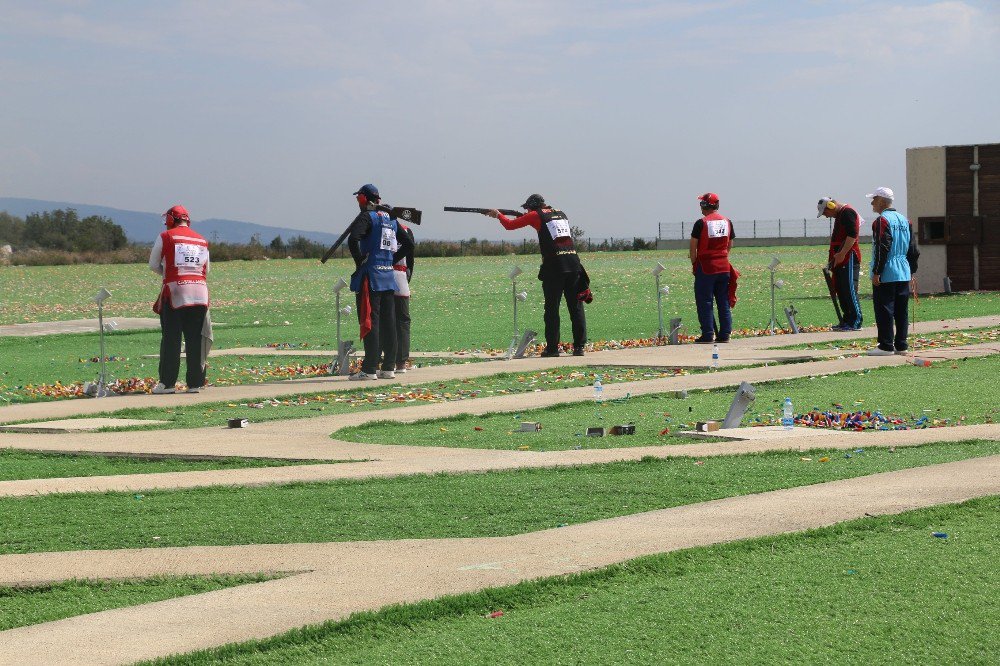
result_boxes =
[782,397,794,430]
[711,344,719,369]
[593,375,604,403]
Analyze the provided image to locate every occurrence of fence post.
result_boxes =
[681,222,685,239]
[778,219,782,238]
[753,220,757,239]
[803,218,806,237]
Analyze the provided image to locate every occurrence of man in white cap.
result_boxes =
[866,187,919,356]
[817,197,863,330]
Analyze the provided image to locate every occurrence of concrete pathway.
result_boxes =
[1,455,996,666]
[2,314,995,425]
[0,317,162,337]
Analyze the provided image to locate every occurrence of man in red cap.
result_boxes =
[689,193,735,343]
[148,205,210,394]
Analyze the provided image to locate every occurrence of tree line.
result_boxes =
[0,209,656,266]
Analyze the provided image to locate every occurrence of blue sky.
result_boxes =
[1,0,997,239]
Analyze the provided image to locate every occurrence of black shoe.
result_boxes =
[694,336,715,344]
[715,337,730,343]
[572,348,585,356]
[540,349,560,358]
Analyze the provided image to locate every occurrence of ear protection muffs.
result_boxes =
[826,200,837,211]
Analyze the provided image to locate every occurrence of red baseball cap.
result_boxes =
[164,205,190,222]
[698,193,719,206]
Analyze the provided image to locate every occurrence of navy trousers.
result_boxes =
[872,281,909,352]
[833,255,863,329]
[694,266,731,339]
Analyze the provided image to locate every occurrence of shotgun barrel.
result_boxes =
[444,206,522,217]
[320,205,422,264]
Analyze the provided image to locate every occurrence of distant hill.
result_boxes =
[0,198,339,246]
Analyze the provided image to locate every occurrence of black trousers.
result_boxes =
[541,271,586,352]
[357,289,396,374]
[159,304,208,389]
[394,296,410,366]
[872,281,909,351]
[833,256,862,328]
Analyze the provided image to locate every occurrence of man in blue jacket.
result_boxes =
[866,187,919,356]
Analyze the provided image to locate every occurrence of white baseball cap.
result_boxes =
[865,186,894,200]
[816,197,835,217]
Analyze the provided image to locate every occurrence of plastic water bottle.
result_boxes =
[711,344,719,370]
[593,375,604,403]
[782,397,794,430]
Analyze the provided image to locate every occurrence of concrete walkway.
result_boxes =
[2,314,996,425]
[0,317,162,337]
[1,455,996,666]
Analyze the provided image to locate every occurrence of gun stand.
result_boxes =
[84,287,113,398]
[652,263,667,339]
[768,271,778,334]
[332,277,354,375]
[722,381,756,428]
[668,318,683,345]
[784,304,800,334]
[506,266,535,359]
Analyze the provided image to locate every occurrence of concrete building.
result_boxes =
[906,142,999,293]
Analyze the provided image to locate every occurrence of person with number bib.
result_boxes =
[689,193,735,344]
[347,184,407,380]
[148,204,210,394]
[392,221,415,373]
[487,194,589,357]
[817,197,864,330]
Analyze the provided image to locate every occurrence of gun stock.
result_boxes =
[444,206,522,217]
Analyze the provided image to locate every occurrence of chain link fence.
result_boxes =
[659,218,835,241]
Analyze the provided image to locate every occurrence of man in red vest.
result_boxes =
[817,196,863,330]
[689,193,735,343]
[148,204,210,394]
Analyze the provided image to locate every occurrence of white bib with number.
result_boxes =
[706,219,729,239]
[174,243,208,272]
[380,226,397,252]
[546,219,571,240]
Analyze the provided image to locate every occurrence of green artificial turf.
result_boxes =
[2,250,997,402]
[0,449,337,482]
[10,365,693,431]
[148,496,1000,665]
[2,440,997,555]
[0,574,280,632]
[335,354,1000,450]
[775,325,1000,352]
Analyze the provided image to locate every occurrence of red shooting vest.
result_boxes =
[828,204,862,268]
[696,212,732,275]
[159,226,210,308]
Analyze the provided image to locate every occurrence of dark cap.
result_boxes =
[521,193,546,210]
[353,184,380,200]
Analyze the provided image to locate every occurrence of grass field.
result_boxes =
[149,496,999,665]
[2,440,996,555]
[0,449,336,482]
[336,354,1000,450]
[0,575,279,632]
[2,249,997,402]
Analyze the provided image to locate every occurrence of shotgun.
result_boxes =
[444,206,522,217]
[320,205,422,264]
[822,268,844,323]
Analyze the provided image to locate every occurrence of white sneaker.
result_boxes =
[377,369,396,379]
[349,371,378,381]
[893,350,910,356]
[186,386,202,394]
[152,382,175,394]
[394,365,407,374]
[867,348,894,356]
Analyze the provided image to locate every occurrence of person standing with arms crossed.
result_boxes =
[817,196,864,330]
[487,194,588,357]
[689,193,735,344]
[149,205,210,394]
[866,186,919,356]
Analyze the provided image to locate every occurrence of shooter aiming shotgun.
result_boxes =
[320,205,422,264]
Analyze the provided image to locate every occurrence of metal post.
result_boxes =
[655,274,664,339]
[512,278,518,343]
[803,218,807,237]
[97,300,107,390]
[778,219,782,238]
[753,219,757,239]
[335,289,341,362]
[769,271,777,334]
